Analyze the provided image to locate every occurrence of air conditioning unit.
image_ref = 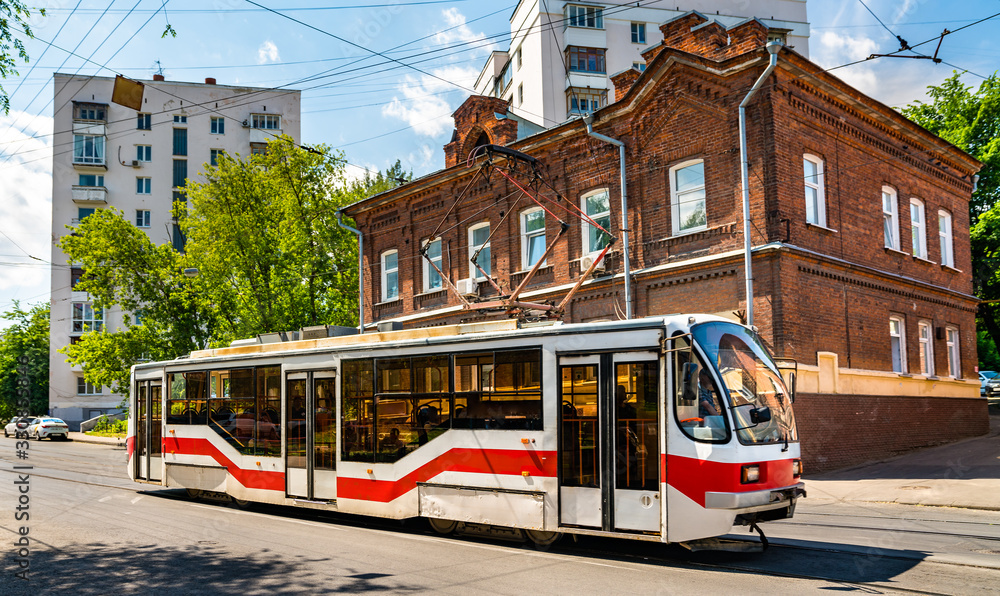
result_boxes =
[241,119,250,128]
[455,278,478,297]
[580,254,605,274]
[130,160,140,167]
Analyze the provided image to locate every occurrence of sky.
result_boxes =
[1,0,999,330]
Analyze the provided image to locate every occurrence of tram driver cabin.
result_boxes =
[341,13,987,472]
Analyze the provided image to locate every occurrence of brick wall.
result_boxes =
[794,394,989,472]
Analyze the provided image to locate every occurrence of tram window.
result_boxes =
[342,359,375,462]
[256,366,281,456]
[455,349,542,430]
[674,354,728,443]
[616,362,659,491]
[207,368,257,454]
[375,395,450,463]
[413,355,449,393]
[167,373,188,424]
[185,371,208,425]
[314,378,337,470]
[560,365,599,487]
[379,358,411,393]
[287,379,308,469]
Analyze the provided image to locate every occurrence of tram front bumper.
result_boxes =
[704,482,806,513]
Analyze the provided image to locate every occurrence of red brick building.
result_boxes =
[343,13,987,471]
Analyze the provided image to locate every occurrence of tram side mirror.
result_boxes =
[750,406,772,425]
[681,362,699,404]
[788,372,797,403]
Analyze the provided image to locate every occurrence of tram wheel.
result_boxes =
[231,497,254,510]
[524,529,563,547]
[427,517,458,535]
[185,488,202,500]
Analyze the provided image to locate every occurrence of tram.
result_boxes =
[127,315,804,548]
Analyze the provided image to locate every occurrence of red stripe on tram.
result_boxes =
[337,448,558,503]
[664,454,795,507]
[166,436,285,491]
[126,435,135,458]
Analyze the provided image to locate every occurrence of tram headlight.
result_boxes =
[792,459,802,478]
[741,464,760,484]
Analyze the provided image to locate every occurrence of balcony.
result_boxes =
[564,26,606,51]
[71,186,108,204]
[249,127,282,144]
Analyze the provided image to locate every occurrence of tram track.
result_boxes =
[10,449,1000,592]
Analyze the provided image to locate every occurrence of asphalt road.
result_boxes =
[1,438,998,594]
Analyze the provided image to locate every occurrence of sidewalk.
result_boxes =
[804,408,1000,510]
[67,431,125,447]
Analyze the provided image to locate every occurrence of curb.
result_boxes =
[67,434,125,447]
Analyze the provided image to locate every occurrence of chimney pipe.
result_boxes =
[153,74,165,81]
[205,77,216,85]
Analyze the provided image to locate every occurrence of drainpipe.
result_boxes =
[738,41,782,327]
[336,209,364,333]
[583,113,631,319]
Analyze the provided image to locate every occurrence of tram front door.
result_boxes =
[285,371,337,501]
[558,352,660,532]
[134,380,162,483]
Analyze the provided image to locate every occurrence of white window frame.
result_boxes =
[136,209,151,228]
[521,207,547,269]
[938,210,954,267]
[515,46,522,69]
[581,188,611,258]
[77,377,103,396]
[889,316,907,373]
[910,198,927,259]
[803,154,826,227]
[251,114,281,130]
[381,249,399,302]
[946,326,960,378]
[669,159,707,236]
[136,177,151,195]
[210,116,225,135]
[632,62,646,72]
[918,320,934,376]
[173,114,187,124]
[468,222,491,281]
[210,148,224,167]
[73,134,105,165]
[631,22,646,44]
[882,186,899,250]
[136,144,151,162]
[71,302,104,334]
[566,4,603,29]
[422,238,443,292]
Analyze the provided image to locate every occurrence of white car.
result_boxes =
[980,371,997,397]
[26,418,69,440]
[4,417,36,439]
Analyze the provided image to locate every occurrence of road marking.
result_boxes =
[98,496,111,503]
[131,496,143,504]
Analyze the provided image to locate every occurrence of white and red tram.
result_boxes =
[127,315,804,547]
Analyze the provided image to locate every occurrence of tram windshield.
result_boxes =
[691,322,797,445]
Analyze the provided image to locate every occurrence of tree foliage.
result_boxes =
[180,136,363,342]
[57,137,406,391]
[0,302,49,418]
[58,208,213,393]
[0,1,45,114]
[902,73,1000,367]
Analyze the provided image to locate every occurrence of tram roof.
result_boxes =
[133,314,735,372]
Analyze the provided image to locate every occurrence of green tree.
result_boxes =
[58,208,214,393]
[902,73,1000,369]
[0,301,49,418]
[180,136,362,342]
[1,1,45,114]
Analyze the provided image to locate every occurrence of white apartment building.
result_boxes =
[50,73,301,429]
[474,1,809,128]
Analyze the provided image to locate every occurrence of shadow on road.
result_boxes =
[0,540,426,595]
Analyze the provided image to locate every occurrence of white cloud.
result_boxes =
[257,40,280,64]
[434,8,496,55]
[381,64,479,137]
[0,110,54,327]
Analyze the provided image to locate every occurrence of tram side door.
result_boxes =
[558,353,660,533]
[285,371,337,501]
[134,380,163,483]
